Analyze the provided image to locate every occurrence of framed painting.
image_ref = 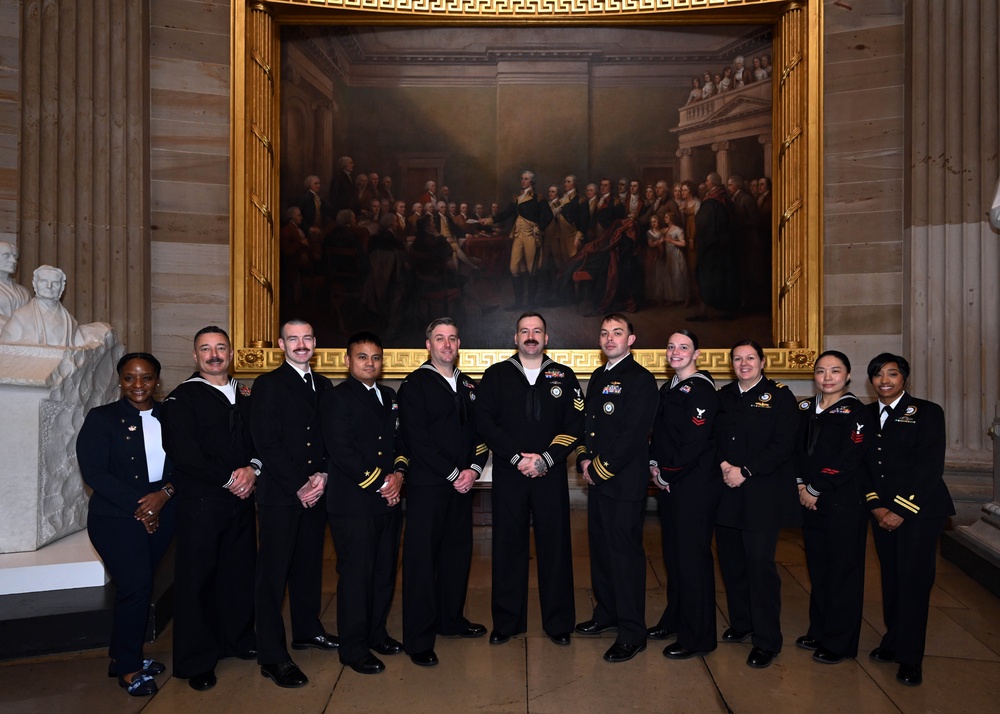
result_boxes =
[229,0,823,379]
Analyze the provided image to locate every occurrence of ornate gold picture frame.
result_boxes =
[229,0,822,378]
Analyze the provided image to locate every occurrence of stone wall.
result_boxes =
[149,0,232,389]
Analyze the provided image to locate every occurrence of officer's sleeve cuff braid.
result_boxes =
[542,452,554,469]
[360,467,382,489]
[806,484,821,497]
[470,464,483,475]
[655,472,669,487]
[446,468,459,482]
[509,454,522,467]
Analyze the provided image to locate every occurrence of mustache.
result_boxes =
[524,339,539,345]
[206,357,223,364]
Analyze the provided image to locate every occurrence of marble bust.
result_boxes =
[0,264,85,347]
[991,176,1000,230]
[0,241,31,329]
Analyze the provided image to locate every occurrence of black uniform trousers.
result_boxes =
[172,495,257,677]
[402,485,474,654]
[491,464,575,637]
[329,510,403,664]
[715,524,783,652]
[870,514,947,667]
[87,507,176,674]
[255,502,327,665]
[801,506,867,657]
[654,477,719,652]
[587,489,647,647]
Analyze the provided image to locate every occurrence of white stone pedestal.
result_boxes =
[0,529,108,595]
[0,327,122,553]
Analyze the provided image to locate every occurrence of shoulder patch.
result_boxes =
[798,400,811,410]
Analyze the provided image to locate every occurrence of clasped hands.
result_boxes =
[296,472,327,508]
[871,506,904,532]
[379,471,404,506]
[720,460,746,489]
[518,453,548,479]
[134,488,171,534]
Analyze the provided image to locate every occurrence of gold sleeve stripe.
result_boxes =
[864,492,879,502]
[475,443,489,455]
[360,466,382,490]
[395,455,410,466]
[893,496,920,514]
[550,435,576,446]
[592,458,614,481]
[574,445,586,456]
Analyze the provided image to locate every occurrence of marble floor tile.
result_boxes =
[527,634,728,714]
[857,656,1000,712]
[707,643,900,714]
[327,637,527,714]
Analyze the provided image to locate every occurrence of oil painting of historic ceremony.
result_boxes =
[278,24,774,350]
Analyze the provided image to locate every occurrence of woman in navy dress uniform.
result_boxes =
[714,339,799,669]
[77,353,175,697]
[864,352,954,687]
[793,350,874,664]
[648,330,721,659]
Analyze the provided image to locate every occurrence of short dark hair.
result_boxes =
[279,319,312,341]
[867,352,910,383]
[117,352,162,376]
[730,339,765,362]
[194,325,229,346]
[517,311,547,332]
[601,313,634,336]
[816,349,851,373]
[347,331,383,352]
[669,329,699,351]
[425,317,458,340]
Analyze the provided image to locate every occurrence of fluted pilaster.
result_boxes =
[232,1,279,349]
[772,2,815,349]
[18,0,150,348]
[908,0,1000,465]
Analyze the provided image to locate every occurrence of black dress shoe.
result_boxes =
[236,649,258,661]
[371,637,403,655]
[575,619,617,635]
[261,661,308,688]
[747,647,776,668]
[813,648,847,664]
[896,663,922,686]
[489,631,510,645]
[549,632,571,646]
[603,642,646,663]
[795,635,819,651]
[346,653,385,675]
[291,633,339,651]
[663,642,707,660]
[457,623,487,638]
[721,627,753,643]
[647,626,675,640]
[869,647,896,663]
[188,670,217,691]
[108,658,166,677]
[409,649,439,667]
